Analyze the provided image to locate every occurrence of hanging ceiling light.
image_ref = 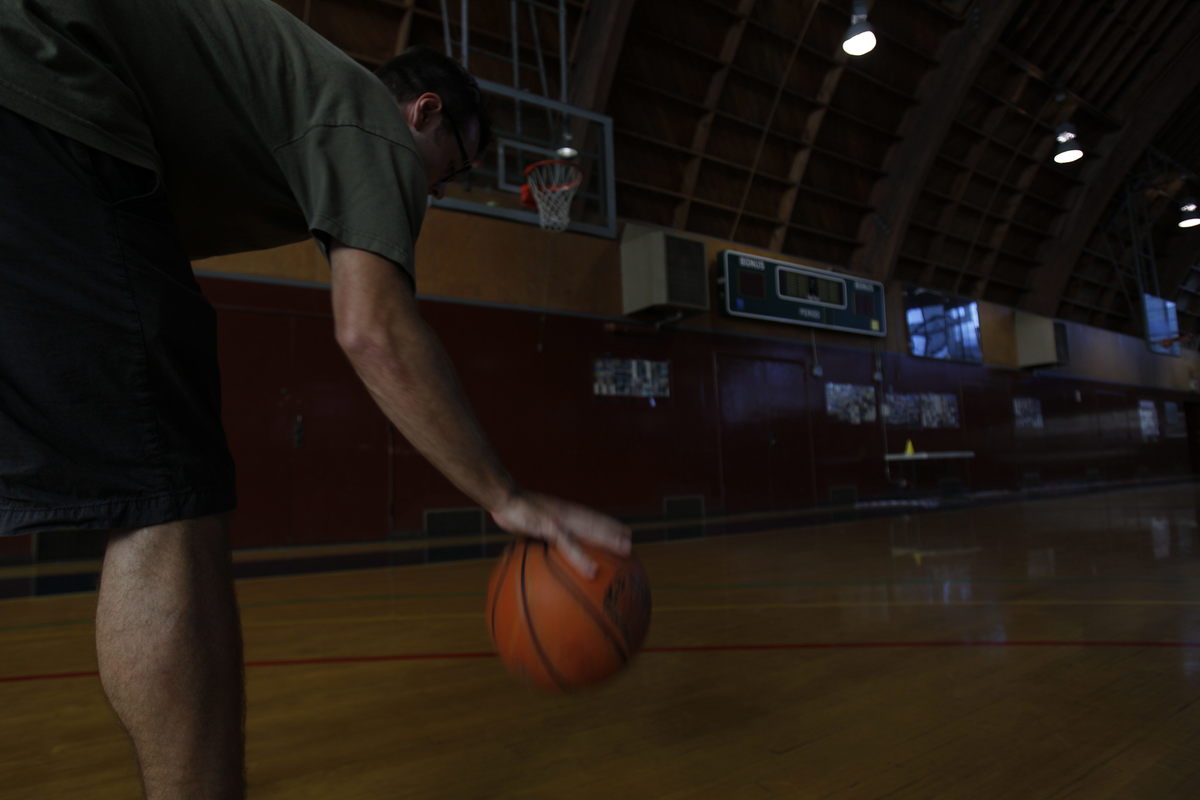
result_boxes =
[1180,197,1200,228]
[1053,122,1083,164]
[842,0,876,57]
[555,127,578,160]
[556,143,578,159]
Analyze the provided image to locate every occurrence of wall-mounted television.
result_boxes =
[904,288,983,364]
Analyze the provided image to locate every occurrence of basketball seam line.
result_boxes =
[521,540,571,691]
[487,541,515,641]
[539,540,630,664]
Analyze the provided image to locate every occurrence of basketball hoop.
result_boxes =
[1155,332,1194,349]
[520,159,582,232]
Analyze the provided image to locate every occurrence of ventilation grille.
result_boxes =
[621,225,710,316]
[665,235,708,308]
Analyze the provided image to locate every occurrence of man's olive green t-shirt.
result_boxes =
[0,0,427,277]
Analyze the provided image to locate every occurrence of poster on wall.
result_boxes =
[920,393,959,429]
[1163,402,1186,438]
[825,383,877,424]
[1138,400,1159,439]
[883,392,921,426]
[593,359,671,398]
[1013,397,1045,430]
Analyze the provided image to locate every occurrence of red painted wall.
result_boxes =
[199,277,1193,549]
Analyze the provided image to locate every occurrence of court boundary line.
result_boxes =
[4,478,1195,596]
[6,589,1200,635]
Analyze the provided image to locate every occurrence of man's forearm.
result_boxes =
[330,246,517,513]
[344,316,517,513]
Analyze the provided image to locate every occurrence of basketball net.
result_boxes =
[520,159,582,233]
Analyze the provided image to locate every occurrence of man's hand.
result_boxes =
[491,491,632,580]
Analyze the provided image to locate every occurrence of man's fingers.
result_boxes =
[591,522,632,556]
[553,533,598,580]
[559,504,632,556]
[491,491,631,571]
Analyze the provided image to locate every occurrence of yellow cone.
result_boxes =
[904,439,915,455]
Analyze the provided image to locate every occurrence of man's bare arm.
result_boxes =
[328,244,629,576]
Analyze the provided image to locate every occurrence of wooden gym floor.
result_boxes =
[2,481,1199,798]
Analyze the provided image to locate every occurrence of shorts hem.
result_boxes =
[0,486,237,537]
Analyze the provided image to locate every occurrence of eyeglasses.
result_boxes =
[440,117,473,185]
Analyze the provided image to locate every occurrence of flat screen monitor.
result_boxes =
[904,288,983,364]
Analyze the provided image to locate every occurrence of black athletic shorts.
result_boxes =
[0,105,236,536]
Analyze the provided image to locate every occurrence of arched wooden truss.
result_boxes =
[276,0,1200,342]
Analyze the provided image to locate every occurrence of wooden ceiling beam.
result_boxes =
[391,0,416,57]
[766,3,830,250]
[1160,230,1200,306]
[1058,3,1122,91]
[1089,0,1175,111]
[848,0,1024,282]
[673,0,756,230]
[560,0,634,203]
[1026,19,1200,317]
[959,89,1067,299]
[1023,0,1074,67]
[1042,1,1110,84]
[569,0,637,112]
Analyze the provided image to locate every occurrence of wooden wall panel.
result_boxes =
[978,302,1018,367]
[217,308,294,548]
[0,536,31,561]
[199,270,1193,544]
[194,240,328,286]
[2,269,1190,563]
[961,373,1016,489]
[176,198,1200,550]
[208,279,389,548]
[1053,320,1200,389]
[413,211,622,314]
[421,302,724,523]
[193,211,1200,394]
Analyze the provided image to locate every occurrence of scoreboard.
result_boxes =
[719,250,886,336]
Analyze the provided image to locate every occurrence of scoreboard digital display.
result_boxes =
[720,250,886,336]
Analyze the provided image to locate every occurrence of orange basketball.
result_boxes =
[485,537,652,691]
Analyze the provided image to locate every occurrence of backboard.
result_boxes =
[432,79,616,238]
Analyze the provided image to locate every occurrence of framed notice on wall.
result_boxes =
[593,359,671,398]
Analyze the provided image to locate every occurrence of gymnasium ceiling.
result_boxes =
[276,0,1200,346]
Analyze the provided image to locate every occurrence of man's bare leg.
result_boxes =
[96,514,245,800]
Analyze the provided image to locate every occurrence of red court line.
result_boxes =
[0,669,102,684]
[645,641,1200,652]
[4,640,1198,683]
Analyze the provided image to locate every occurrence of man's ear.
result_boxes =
[406,92,444,132]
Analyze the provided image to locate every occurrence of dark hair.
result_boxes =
[375,45,492,157]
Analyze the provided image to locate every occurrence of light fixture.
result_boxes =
[842,0,876,56]
[1053,122,1083,164]
[1181,197,1200,228]
[555,130,578,160]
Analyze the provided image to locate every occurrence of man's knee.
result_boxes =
[103,514,232,581]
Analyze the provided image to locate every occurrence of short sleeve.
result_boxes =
[273,124,427,282]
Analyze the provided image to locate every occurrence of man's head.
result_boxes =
[376,46,491,198]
